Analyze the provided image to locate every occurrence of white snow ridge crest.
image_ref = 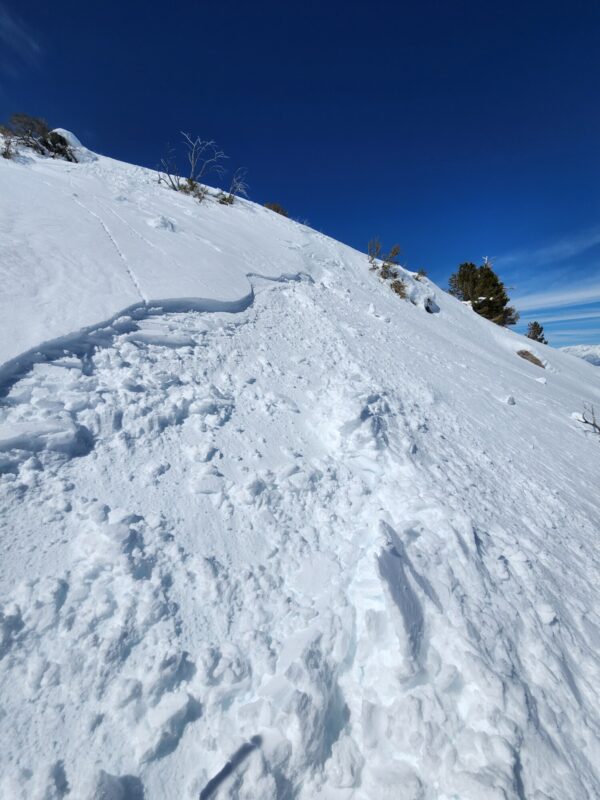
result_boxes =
[1,136,600,799]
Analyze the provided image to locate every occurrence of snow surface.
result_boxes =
[1,137,600,799]
[561,344,600,367]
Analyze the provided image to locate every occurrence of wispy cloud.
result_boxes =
[549,328,600,347]
[513,278,600,312]
[499,226,600,269]
[519,307,600,325]
[0,4,41,80]
[552,328,600,338]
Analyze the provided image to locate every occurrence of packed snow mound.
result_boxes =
[1,144,600,800]
[50,128,83,148]
[562,343,600,366]
[51,128,98,164]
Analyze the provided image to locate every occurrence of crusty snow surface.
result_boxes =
[1,138,600,800]
[561,344,600,367]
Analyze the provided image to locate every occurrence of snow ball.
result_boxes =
[502,395,516,405]
[147,215,176,232]
[537,603,557,625]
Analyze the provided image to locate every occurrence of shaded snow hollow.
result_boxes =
[1,135,600,799]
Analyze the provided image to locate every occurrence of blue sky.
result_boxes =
[1,0,599,347]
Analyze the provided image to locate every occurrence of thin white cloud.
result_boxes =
[550,329,600,347]
[519,308,600,324]
[552,328,600,337]
[513,279,600,312]
[0,4,41,79]
[499,227,600,269]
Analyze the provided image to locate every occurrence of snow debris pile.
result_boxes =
[1,135,600,800]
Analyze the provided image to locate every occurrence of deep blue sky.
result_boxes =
[2,0,599,346]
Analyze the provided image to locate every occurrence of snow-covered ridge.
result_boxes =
[1,135,600,800]
[561,343,600,366]
[0,132,434,386]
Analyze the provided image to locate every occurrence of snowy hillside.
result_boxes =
[561,344,600,367]
[1,137,600,800]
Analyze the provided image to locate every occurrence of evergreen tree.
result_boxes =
[526,321,548,344]
[448,260,519,326]
[448,262,479,301]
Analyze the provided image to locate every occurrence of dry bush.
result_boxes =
[180,178,208,202]
[1,130,15,159]
[2,114,76,161]
[368,237,382,269]
[264,202,289,217]
[218,168,248,205]
[390,279,407,298]
[158,133,227,202]
[582,404,600,437]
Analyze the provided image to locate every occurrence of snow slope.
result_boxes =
[1,139,600,800]
[561,344,600,367]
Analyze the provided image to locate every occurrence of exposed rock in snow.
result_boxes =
[51,128,98,162]
[1,140,600,799]
[51,128,83,148]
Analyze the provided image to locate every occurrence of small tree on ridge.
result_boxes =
[526,321,548,344]
[448,259,519,326]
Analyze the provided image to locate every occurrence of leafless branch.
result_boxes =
[181,133,228,183]
[157,144,182,191]
[229,167,248,198]
[582,403,600,436]
[368,237,382,268]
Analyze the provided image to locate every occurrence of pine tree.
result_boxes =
[448,262,479,301]
[526,321,548,344]
[448,260,519,326]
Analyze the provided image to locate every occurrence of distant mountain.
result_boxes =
[561,344,600,366]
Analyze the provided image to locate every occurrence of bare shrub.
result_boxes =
[264,202,289,217]
[1,129,15,159]
[368,239,401,278]
[182,133,227,185]
[158,133,228,203]
[218,168,248,205]
[380,244,401,281]
[368,239,409,299]
[390,279,407,298]
[9,113,50,149]
[180,178,208,202]
[158,144,182,191]
[368,238,382,269]
[2,114,76,161]
[582,404,600,437]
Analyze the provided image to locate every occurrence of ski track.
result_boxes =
[1,268,599,800]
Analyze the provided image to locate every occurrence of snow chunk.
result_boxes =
[51,128,83,148]
[51,128,97,162]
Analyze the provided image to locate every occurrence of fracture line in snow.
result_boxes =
[97,197,171,262]
[71,196,147,304]
[0,272,319,397]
